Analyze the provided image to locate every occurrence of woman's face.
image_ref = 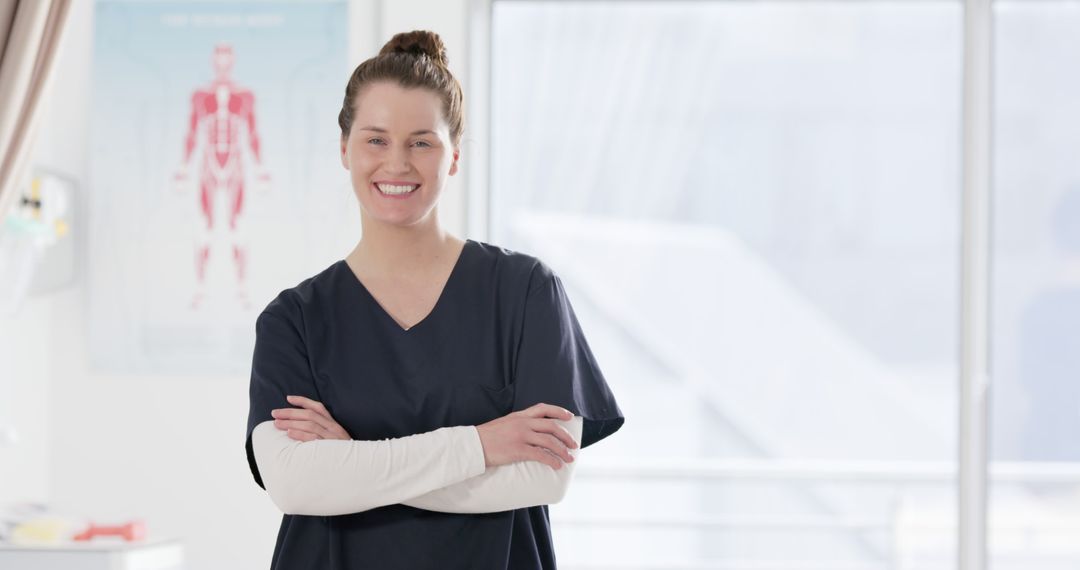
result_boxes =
[340,81,459,229]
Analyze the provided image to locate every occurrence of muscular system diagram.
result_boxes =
[174,43,270,310]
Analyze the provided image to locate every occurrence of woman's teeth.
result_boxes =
[377,183,418,195]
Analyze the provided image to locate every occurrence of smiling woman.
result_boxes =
[243,29,625,570]
[340,82,457,221]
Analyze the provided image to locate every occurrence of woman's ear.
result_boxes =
[339,136,349,170]
[449,148,459,176]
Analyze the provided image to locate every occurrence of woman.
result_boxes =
[244,30,624,569]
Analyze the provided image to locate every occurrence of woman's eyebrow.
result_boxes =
[359,126,436,136]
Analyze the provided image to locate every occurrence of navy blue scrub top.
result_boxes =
[245,238,625,570]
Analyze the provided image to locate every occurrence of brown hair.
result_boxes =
[337,30,464,147]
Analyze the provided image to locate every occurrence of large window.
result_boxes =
[991,3,1080,569]
[489,2,965,568]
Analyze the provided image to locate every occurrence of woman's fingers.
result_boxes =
[527,432,574,463]
[286,395,332,419]
[476,409,584,470]
[519,403,574,421]
[286,429,320,442]
[530,418,579,450]
[271,408,331,431]
[528,446,564,470]
[274,419,330,438]
[273,400,350,440]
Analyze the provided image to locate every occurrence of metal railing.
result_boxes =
[567,458,1080,484]
[553,459,1080,570]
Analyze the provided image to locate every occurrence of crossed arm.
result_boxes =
[250,415,583,516]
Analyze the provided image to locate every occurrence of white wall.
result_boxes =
[4,1,472,568]
[0,297,51,508]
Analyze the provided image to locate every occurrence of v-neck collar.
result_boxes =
[341,239,474,334]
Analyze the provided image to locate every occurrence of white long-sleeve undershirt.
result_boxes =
[251,416,583,516]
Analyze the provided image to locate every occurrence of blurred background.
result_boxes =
[1,0,1078,569]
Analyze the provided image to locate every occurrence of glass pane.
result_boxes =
[991,3,1080,569]
[491,2,962,568]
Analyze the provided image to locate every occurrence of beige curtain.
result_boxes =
[0,0,72,220]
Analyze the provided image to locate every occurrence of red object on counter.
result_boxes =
[72,520,146,542]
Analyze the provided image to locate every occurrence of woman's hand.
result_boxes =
[475,403,579,470]
[271,395,351,441]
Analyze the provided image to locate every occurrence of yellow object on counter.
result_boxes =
[10,517,77,545]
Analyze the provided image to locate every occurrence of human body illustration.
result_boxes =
[175,43,269,310]
[244,31,624,569]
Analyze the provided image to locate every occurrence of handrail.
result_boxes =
[556,460,1080,566]
[558,561,891,570]
[551,514,892,530]
[570,458,1080,484]
[551,513,1080,532]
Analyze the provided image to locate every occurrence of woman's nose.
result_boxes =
[386,148,411,173]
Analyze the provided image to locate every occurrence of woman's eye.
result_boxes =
[413,141,432,148]
[367,138,385,145]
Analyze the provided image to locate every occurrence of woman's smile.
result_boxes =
[373,181,420,198]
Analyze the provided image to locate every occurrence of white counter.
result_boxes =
[0,537,184,570]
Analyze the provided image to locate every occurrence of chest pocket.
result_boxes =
[447,381,516,427]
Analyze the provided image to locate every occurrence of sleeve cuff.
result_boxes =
[457,425,487,478]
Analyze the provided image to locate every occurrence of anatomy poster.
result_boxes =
[89,1,352,373]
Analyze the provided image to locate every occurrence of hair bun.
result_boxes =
[379,30,449,67]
